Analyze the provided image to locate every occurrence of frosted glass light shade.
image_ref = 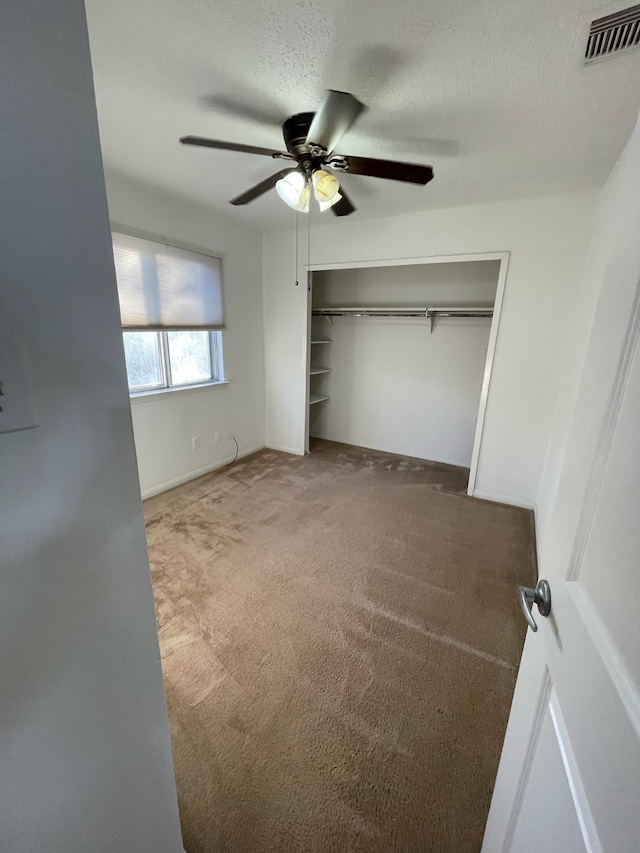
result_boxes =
[295,186,310,212]
[319,191,342,212]
[312,169,340,202]
[276,171,306,206]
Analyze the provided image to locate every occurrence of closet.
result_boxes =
[306,257,505,487]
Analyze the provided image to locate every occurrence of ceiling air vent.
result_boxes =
[584,4,640,63]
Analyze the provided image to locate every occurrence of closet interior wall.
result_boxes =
[308,261,500,469]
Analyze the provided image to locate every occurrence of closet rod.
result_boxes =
[428,309,493,318]
[313,307,427,318]
[311,307,493,318]
[311,306,494,333]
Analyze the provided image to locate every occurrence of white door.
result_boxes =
[482,177,640,850]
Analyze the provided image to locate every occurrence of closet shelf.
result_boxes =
[309,367,332,375]
[309,393,330,405]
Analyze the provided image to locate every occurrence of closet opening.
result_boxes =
[305,253,509,495]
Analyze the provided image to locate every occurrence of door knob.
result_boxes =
[518,579,551,632]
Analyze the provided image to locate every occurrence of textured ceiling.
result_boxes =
[85,0,640,232]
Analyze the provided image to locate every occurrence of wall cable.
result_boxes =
[227,434,239,467]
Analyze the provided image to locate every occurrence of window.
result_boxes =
[123,330,224,393]
[111,231,225,395]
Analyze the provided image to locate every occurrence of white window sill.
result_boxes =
[129,379,231,404]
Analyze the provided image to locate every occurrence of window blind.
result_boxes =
[112,231,224,330]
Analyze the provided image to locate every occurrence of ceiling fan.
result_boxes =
[180,90,434,217]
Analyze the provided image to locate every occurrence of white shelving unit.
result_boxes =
[309,337,332,407]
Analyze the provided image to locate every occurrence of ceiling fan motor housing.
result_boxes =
[283,112,317,157]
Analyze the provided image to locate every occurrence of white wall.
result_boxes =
[536,110,640,591]
[0,2,182,851]
[263,192,596,507]
[105,172,265,497]
[309,262,499,467]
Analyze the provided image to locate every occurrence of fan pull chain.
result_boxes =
[307,198,311,291]
[295,209,299,287]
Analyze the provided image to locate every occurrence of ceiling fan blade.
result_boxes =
[200,95,282,128]
[331,188,355,217]
[180,135,289,158]
[230,169,294,205]
[334,155,433,185]
[306,90,365,154]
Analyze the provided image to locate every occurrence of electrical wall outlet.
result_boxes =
[192,436,200,450]
[214,431,222,445]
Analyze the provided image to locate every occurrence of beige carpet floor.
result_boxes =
[144,440,536,853]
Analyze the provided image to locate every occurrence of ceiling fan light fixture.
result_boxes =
[182,88,434,218]
[312,169,340,202]
[276,170,306,207]
[292,185,310,212]
[318,191,342,212]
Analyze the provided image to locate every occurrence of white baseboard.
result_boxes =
[141,443,265,500]
[472,490,536,512]
[264,442,305,456]
[533,509,543,570]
